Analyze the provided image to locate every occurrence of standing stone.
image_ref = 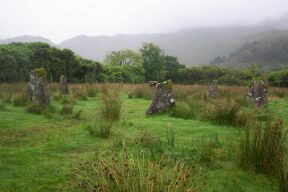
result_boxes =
[59,75,69,94]
[208,80,219,97]
[247,79,268,107]
[146,80,176,115]
[27,68,50,105]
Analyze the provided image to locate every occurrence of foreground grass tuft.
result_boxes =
[239,118,286,175]
[68,149,203,192]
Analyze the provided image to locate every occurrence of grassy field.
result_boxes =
[0,83,287,192]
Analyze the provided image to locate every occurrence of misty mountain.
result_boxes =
[213,33,288,70]
[58,15,288,65]
[1,15,288,66]
[0,35,54,45]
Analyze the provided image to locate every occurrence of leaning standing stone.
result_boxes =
[28,68,50,105]
[146,80,176,115]
[208,80,219,97]
[247,79,268,107]
[59,75,69,94]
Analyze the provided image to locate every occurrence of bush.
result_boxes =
[100,89,122,122]
[239,118,285,175]
[69,149,201,192]
[11,92,28,106]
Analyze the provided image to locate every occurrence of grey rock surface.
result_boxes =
[146,80,176,115]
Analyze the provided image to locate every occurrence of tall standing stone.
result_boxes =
[247,79,268,107]
[208,80,219,97]
[27,68,50,105]
[146,80,176,115]
[59,75,69,94]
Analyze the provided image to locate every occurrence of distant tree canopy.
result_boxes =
[0,42,102,82]
[104,49,142,66]
[268,70,288,87]
[1,42,288,87]
[140,43,165,81]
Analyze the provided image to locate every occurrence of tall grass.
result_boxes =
[87,87,98,97]
[69,149,202,192]
[166,125,175,147]
[86,120,113,138]
[280,168,288,192]
[210,99,240,126]
[11,92,28,106]
[134,132,164,157]
[100,88,122,122]
[87,88,122,138]
[239,118,286,175]
[0,100,6,111]
[128,84,152,99]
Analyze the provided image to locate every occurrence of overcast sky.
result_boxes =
[0,0,288,43]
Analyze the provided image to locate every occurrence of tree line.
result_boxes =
[1,42,288,87]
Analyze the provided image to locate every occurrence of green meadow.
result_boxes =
[0,83,287,192]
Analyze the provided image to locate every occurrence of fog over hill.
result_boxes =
[1,15,288,66]
[0,35,54,45]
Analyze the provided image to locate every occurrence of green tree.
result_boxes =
[104,49,141,66]
[140,43,165,81]
[163,55,185,81]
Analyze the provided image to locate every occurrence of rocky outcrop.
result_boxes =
[247,79,268,107]
[146,80,176,115]
[27,68,50,105]
[59,75,69,94]
[208,80,219,97]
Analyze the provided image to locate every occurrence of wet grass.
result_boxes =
[0,84,287,191]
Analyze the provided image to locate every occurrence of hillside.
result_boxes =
[59,26,269,65]
[1,16,288,65]
[0,35,54,45]
[214,33,288,70]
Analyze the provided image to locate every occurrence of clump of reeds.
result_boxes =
[239,118,286,175]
